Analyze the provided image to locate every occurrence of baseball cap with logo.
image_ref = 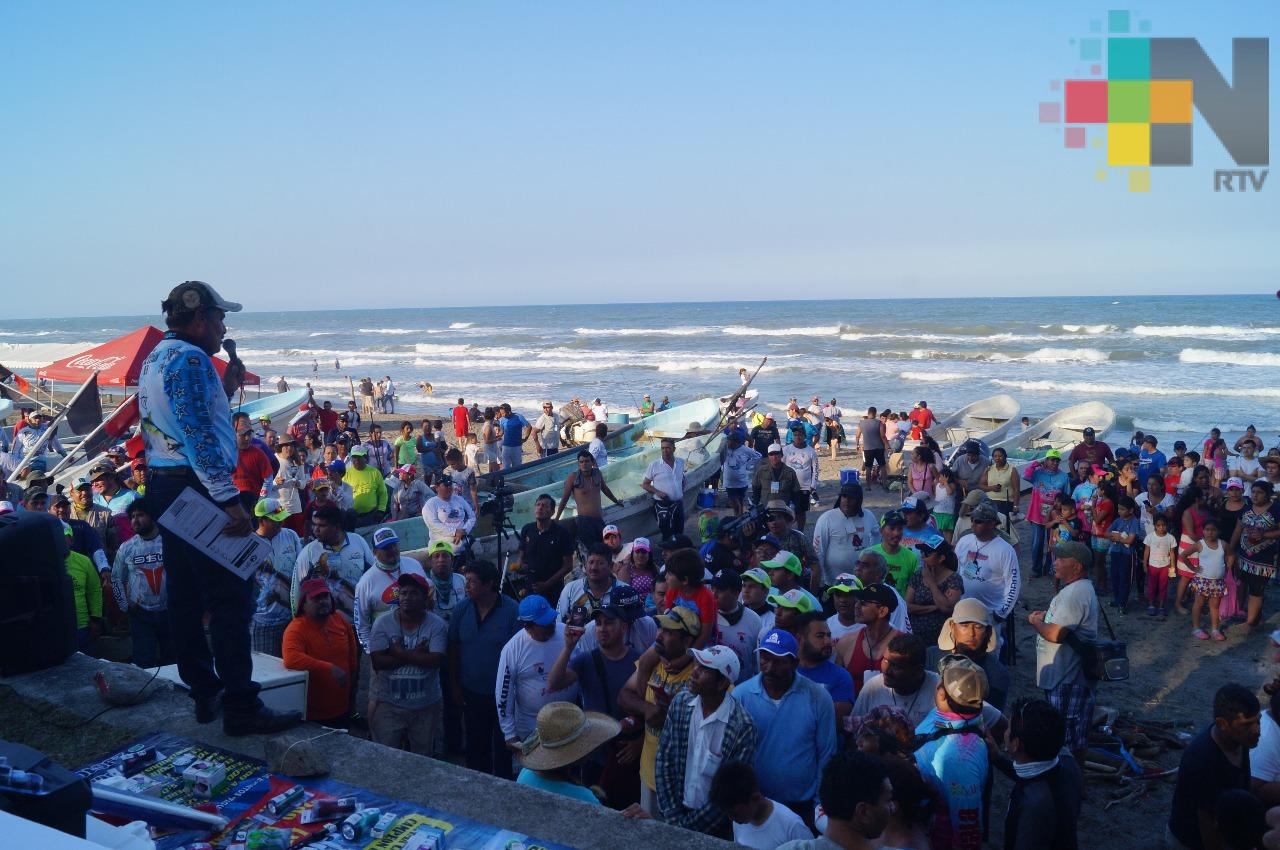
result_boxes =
[761,551,802,576]
[881,509,906,527]
[426,539,455,556]
[656,604,702,638]
[767,588,816,613]
[253,497,291,522]
[596,585,646,623]
[824,573,863,597]
[766,443,782,455]
[939,655,989,711]
[518,595,558,627]
[602,524,621,538]
[0,501,14,515]
[741,567,772,591]
[162,280,243,315]
[758,628,799,658]
[396,572,430,593]
[72,477,93,490]
[851,582,900,613]
[1226,477,1245,491]
[372,526,400,549]
[690,645,741,682]
[711,569,743,592]
[632,536,651,552]
[902,491,932,512]
[327,459,346,474]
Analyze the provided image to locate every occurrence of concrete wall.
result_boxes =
[1,654,737,850]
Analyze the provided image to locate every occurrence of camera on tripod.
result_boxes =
[480,475,516,519]
[717,503,769,548]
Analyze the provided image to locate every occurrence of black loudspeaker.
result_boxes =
[0,739,93,837]
[0,512,77,676]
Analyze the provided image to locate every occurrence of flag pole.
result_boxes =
[44,392,138,481]
[6,371,98,484]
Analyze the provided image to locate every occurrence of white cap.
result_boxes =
[690,645,740,683]
[603,524,621,537]
[767,443,783,454]
[0,500,14,515]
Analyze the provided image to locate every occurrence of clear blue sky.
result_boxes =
[1,2,1275,319]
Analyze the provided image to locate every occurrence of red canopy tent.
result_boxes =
[36,326,260,387]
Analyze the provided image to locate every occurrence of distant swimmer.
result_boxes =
[334,358,341,371]
[312,359,318,372]
[418,381,434,396]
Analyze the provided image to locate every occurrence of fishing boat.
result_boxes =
[360,432,726,561]
[927,394,1021,448]
[492,396,726,492]
[233,387,312,431]
[990,400,1116,460]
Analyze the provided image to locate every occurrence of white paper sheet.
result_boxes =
[156,487,271,580]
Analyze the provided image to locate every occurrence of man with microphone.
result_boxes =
[139,281,301,735]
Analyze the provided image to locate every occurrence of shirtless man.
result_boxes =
[555,450,622,546]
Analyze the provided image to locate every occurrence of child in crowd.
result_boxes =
[1178,452,1200,494]
[1144,514,1177,618]
[662,551,715,646]
[1090,478,1116,591]
[709,761,812,850]
[1164,458,1184,501]
[1107,496,1142,612]
[463,433,480,470]
[1048,493,1084,547]
[1189,519,1227,641]
[932,467,958,544]
[1207,438,1230,487]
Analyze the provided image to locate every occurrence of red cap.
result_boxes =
[297,578,330,605]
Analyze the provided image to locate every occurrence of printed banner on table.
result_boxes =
[78,733,574,850]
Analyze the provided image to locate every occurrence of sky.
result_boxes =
[1,2,1276,319]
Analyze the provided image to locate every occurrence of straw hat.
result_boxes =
[519,702,620,771]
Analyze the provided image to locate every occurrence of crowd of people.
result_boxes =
[6,287,1280,850]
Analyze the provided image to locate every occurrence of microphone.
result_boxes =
[223,338,239,363]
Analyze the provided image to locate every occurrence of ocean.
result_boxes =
[2,294,1278,452]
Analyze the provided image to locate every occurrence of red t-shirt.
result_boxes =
[452,406,470,437]
[910,408,936,430]
[1164,471,1182,497]
[317,408,339,433]
[664,585,716,631]
[1092,496,1114,537]
[234,446,274,496]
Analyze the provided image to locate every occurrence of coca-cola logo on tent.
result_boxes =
[66,354,126,371]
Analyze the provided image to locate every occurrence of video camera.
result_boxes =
[479,474,516,519]
[716,502,770,548]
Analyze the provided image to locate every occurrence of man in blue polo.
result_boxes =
[138,280,299,736]
[497,403,531,471]
[734,628,836,829]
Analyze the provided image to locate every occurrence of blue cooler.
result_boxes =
[696,486,716,510]
[608,413,630,425]
[839,469,861,487]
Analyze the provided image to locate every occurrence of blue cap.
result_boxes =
[327,459,346,474]
[758,628,798,658]
[517,595,557,627]
[755,533,783,550]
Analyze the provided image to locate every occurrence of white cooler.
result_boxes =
[155,652,308,719]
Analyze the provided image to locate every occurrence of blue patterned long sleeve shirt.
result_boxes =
[138,333,238,504]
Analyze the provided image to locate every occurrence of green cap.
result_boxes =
[767,588,816,612]
[761,551,802,576]
[1044,448,1063,460]
[824,572,863,598]
[253,497,291,522]
[741,568,772,590]
[427,539,455,556]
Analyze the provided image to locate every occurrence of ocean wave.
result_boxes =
[899,371,969,382]
[1178,348,1280,368]
[1131,418,1262,435]
[723,325,842,337]
[448,322,474,329]
[308,332,337,337]
[1063,324,1116,334]
[0,331,54,337]
[842,331,1058,344]
[575,327,705,337]
[900,347,1113,364]
[0,341,96,368]
[1132,324,1280,339]
[357,328,418,335]
[993,379,1280,399]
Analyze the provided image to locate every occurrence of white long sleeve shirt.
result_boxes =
[422,493,477,542]
[494,624,578,741]
[955,533,1021,620]
[720,444,762,490]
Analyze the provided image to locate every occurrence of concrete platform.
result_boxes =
[1,654,736,850]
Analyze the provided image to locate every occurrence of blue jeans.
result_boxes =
[1109,550,1133,610]
[149,471,263,718]
[130,607,174,668]
[1030,523,1049,577]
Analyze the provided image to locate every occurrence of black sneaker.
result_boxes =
[223,707,303,737]
[195,694,222,724]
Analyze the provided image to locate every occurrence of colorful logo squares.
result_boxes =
[1063,77,1193,167]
